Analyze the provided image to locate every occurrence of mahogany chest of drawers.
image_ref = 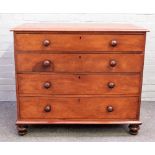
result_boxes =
[12,24,148,136]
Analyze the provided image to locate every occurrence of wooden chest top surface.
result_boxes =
[11,23,148,32]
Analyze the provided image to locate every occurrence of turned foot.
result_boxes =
[128,124,140,135]
[17,125,28,136]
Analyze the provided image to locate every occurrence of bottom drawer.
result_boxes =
[19,96,139,120]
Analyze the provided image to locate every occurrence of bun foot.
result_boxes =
[128,124,140,135]
[17,125,28,136]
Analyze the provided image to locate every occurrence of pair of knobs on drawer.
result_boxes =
[42,60,117,70]
[43,81,115,89]
[42,40,118,47]
[44,105,113,113]
[42,59,117,68]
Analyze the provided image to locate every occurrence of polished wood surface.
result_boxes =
[16,53,144,73]
[16,120,142,125]
[18,74,140,95]
[19,96,139,119]
[15,34,145,52]
[11,23,148,32]
[12,23,147,135]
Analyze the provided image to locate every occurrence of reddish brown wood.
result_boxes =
[16,120,142,125]
[17,74,141,95]
[109,59,117,67]
[11,23,148,32]
[129,124,141,135]
[43,39,50,46]
[16,124,28,136]
[107,82,115,89]
[111,40,117,47]
[12,23,147,135]
[44,105,51,112]
[107,106,114,112]
[15,33,145,52]
[16,53,144,73]
[19,96,139,119]
[43,81,51,89]
[42,60,51,67]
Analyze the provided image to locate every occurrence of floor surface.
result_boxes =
[0,101,154,142]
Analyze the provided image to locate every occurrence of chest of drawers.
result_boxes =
[12,24,148,136]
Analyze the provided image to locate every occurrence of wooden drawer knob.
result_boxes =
[43,82,51,89]
[43,40,50,46]
[111,40,117,47]
[109,60,117,67]
[107,106,113,112]
[44,105,51,112]
[42,60,51,67]
[108,82,115,89]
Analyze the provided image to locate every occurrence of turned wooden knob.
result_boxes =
[107,106,113,112]
[108,82,115,89]
[44,105,51,112]
[109,60,117,67]
[111,40,117,47]
[42,60,51,67]
[43,82,51,89]
[43,40,50,46]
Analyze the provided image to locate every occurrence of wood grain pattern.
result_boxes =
[12,23,147,135]
[16,53,144,73]
[11,23,148,32]
[17,74,141,95]
[19,96,139,119]
[15,33,145,52]
[16,120,142,125]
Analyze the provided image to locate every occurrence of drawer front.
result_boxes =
[18,74,140,95]
[16,53,144,73]
[19,96,139,119]
[15,34,145,52]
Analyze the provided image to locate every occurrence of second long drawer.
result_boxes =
[16,53,144,73]
[18,74,141,95]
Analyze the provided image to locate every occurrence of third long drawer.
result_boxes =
[17,73,141,95]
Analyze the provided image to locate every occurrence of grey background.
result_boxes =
[0,13,155,101]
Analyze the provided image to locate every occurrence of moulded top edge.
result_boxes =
[10,23,149,32]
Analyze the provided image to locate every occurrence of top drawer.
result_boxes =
[15,33,145,52]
